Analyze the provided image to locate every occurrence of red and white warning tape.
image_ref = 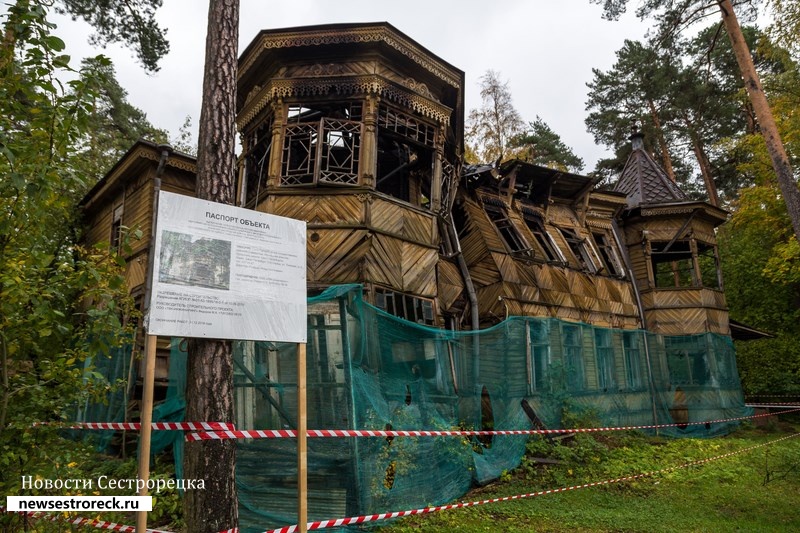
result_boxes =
[34,421,235,431]
[746,403,800,409]
[746,394,800,398]
[185,408,800,442]
[0,507,171,532]
[1,506,240,533]
[260,432,800,533]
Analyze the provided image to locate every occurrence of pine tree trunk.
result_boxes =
[647,98,677,183]
[184,1,239,531]
[682,113,720,207]
[718,0,800,243]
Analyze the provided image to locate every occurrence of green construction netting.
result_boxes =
[232,284,750,532]
[78,284,751,532]
[76,338,186,462]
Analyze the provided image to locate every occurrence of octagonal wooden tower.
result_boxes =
[236,22,464,326]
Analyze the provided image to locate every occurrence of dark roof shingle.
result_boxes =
[614,148,687,207]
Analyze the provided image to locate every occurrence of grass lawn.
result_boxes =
[383,420,800,532]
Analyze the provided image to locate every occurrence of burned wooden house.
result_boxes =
[79,22,753,530]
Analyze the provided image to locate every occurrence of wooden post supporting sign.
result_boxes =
[297,343,308,533]
[135,333,157,532]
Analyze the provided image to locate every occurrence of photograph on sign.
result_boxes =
[147,191,307,342]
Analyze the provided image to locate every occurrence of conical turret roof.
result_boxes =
[614,133,687,208]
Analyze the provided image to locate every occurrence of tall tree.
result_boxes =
[585,39,681,182]
[510,116,585,172]
[591,0,800,244]
[717,184,800,394]
[0,0,134,503]
[184,0,239,531]
[466,70,524,163]
[55,0,169,72]
[79,57,169,180]
[767,0,800,57]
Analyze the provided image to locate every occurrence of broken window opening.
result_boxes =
[521,210,560,262]
[374,288,436,326]
[376,104,436,208]
[559,227,598,272]
[650,241,696,288]
[483,201,533,258]
[592,231,625,277]
[280,102,363,187]
[242,116,274,205]
[110,204,124,252]
[697,243,722,290]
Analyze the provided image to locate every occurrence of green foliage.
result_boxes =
[56,0,169,72]
[735,336,800,395]
[0,0,136,500]
[718,185,800,335]
[584,26,789,202]
[171,115,198,156]
[385,424,800,532]
[509,117,584,172]
[768,0,800,58]
[78,56,169,181]
[1,444,184,531]
[718,182,799,396]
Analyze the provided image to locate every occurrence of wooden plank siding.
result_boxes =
[457,188,644,330]
[265,193,363,226]
[307,228,370,284]
[436,260,464,313]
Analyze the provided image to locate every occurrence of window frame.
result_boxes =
[594,329,616,391]
[558,227,600,272]
[591,231,625,277]
[521,210,562,263]
[561,323,586,390]
[279,102,364,188]
[110,204,124,252]
[482,200,534,258]
[374,287,436,326]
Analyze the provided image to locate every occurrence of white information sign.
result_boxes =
[147,191,307,342]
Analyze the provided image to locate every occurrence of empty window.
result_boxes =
[280,103,362,187]
[650,241,695,288]
[592,232,624,277]
[559,227,598,272]
[242,114,274,205]
[522,211,561,262]
[110,204,124,252]
[483,201,532,257]
[374,288,435,326]
[697,243,721,289]
[376,105,435,208]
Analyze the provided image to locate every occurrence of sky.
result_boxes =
[47,0,654,170]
